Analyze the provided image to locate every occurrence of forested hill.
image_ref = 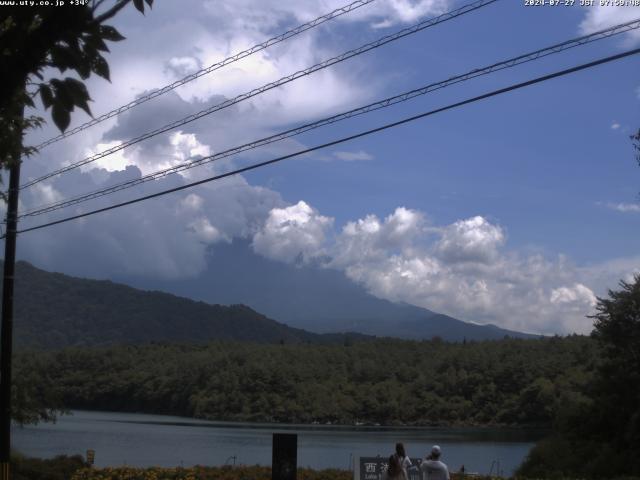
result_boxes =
[15,335,598,426]
[6,261,368,349]
[4,260,535,349]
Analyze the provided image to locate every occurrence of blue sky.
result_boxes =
[13,0,640,334]
[245,1,640,262]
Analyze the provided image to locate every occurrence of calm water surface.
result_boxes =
[13,410,544,476]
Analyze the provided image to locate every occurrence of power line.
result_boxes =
[20,0,498,190]
[19,17,640,219]
[13,47,640,237]
[33,0,378,150]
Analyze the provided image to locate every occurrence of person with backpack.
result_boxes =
[386,442,412,480]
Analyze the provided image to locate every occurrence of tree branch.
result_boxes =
[93,0,131,24]
[91,0,108,14]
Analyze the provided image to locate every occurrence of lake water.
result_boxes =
[12,410,544,476]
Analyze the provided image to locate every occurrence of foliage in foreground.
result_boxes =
[70,466,503,480]
[71,466,347,480]
[11,453,87,480]
[517,276,640,478]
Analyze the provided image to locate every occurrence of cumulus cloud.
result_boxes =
[252,201,334,264]
[20,0,459,208]
[550,283,597,307]
[435,216,504,264]
[611,122,621,130]
[333,207,426,265]
[251,206,637,335]
[18,166,283,279]
[21,0,447,280]
[165,56,202,77]
[328,211,627,335]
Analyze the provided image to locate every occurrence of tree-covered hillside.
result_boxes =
[6,259,536,349]
[15,336,597,426]
[5,261,367,349]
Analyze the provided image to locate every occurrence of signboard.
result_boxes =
[356,456,423,480]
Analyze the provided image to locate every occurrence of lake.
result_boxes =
[12,410,545,476]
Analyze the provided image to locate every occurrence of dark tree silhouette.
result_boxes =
[0,0,153,171]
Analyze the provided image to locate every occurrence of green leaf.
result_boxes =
[40,84,54,109]
[80,45,101,79]
[91,55,110,81]
[50,46,75,73]
[50,79,74,110]
[64,78,92,116]
[99,25,126,42]
[133,0,145,14]
[84,33,109,53]
[75,54,92,79]
[51,103,71,132]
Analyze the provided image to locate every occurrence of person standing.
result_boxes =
[396,442,413,478]
[420,445,450,480]
[386,452,404,480]
[386,442,413,480]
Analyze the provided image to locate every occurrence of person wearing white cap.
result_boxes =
[420,445,450,480]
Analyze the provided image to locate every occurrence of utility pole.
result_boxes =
[0,128,22,480]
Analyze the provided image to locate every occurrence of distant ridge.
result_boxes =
[4,261,368,349]
[119,240,539,342]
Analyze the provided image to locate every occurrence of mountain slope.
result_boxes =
[6,261,366,349]
[119,240,538,341]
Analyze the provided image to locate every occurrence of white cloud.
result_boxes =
[187,217,226,243]
[202,0,450,31]
[329,215,598,334]
[20,0,418,280]
[579,5,640,44]
[333,207,426,266]
[165,56,202,77]
[252,201,334,264]
[246,207,621,334]
[30,183,63,206]
[18,166,284,279]
[436,216,504,264]
[550,283,597,307]
[20,0,462,206]
[611,122,620,130]
[333,150,374,161]
[605,202,640,213]
[253,209,636,335]
[170,131,211,162]
[83,141,135,172]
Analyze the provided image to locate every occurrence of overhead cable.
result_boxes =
[20,0,498,190]
[34,0,378,150]
[13,47,640,237]
[19,17,640,219]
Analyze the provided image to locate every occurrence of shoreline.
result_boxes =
[55,409,552,434]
